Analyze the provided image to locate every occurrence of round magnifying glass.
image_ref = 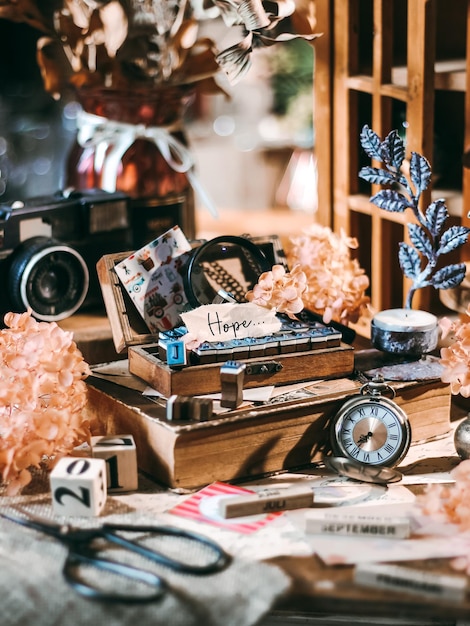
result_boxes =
[183,235,272,308]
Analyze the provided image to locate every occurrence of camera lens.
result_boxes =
[7,236,89,321]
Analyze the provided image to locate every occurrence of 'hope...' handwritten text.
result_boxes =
[207,310,252,337]
[181,303,281,343]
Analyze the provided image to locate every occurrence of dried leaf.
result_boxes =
[289,0,316,34]
[37,37,73,99]
[174,18,199,50]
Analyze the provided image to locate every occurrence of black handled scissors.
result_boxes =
[0,510,231,603]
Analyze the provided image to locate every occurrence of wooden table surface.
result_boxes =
[265,417,470,624]
[59,271,470,623]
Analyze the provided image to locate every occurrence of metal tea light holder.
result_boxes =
[371,308,438,358]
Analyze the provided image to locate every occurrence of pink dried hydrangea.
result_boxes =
[439,310,470,397]
[0,310,91,495]
[418,460,470,529]
[286,224,370,325]
[417,459,470,574]
[245,264,308,319]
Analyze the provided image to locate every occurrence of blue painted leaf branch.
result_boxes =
[359,125,470,309]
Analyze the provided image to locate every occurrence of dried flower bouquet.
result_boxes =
[0,0,319,98]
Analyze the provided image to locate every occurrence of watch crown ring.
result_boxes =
[360,374,396,399]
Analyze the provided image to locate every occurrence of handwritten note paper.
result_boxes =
[181,303,281,343]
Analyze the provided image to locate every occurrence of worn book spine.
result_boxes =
[84,374,451,491]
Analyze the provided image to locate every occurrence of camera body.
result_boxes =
[0,189,133,322]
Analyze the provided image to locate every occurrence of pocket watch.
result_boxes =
[329,374,412,471]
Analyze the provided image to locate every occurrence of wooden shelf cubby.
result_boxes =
[314,0,470,314]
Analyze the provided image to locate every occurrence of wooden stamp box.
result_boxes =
[96,252,355,396]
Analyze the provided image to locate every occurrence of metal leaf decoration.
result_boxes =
[430,264,468,290]
[425,199,448,237]
[438,225,470,256]
[359,126,382,161]
[370,190,410,213]
[358,166,396,186]
[407,223,433,259]
[398,243,421,280]
[359,124,470,309]
[409,152,432,197]
[381,130,405,170]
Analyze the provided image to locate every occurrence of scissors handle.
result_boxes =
[102,523,231,575]
[63,549,167,603]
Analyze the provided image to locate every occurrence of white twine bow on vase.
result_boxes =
[76,110,218,218]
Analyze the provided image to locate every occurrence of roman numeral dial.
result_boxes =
[330,375,412,468]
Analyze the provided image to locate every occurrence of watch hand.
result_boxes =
[357,431,373,446]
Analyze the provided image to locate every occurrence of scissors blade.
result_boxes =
[0,508,73,540]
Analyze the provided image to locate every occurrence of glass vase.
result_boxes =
[66,86,197,247]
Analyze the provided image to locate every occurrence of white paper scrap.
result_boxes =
[181,303,281,343]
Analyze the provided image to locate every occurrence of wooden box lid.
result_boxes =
[97,251,156,354]
[96,250,355,396]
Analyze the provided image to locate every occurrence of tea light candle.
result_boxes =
[371,308,438,356]
[373,308,437,332]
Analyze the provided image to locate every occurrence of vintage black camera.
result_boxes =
[0,189,133,322]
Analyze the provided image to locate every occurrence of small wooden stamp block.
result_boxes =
[220,361,246,409]
[50,456,107,517]
[166,340,187,368]
[166,395,214,421]
[91,434,138,492]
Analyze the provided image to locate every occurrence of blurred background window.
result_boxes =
[0,21,77,200]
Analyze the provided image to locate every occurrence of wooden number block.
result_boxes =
[50,457,107,517]
[91,434,138,492]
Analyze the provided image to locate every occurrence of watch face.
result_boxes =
[331,395,411,467]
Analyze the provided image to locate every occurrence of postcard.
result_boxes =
[114,225,192,332]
